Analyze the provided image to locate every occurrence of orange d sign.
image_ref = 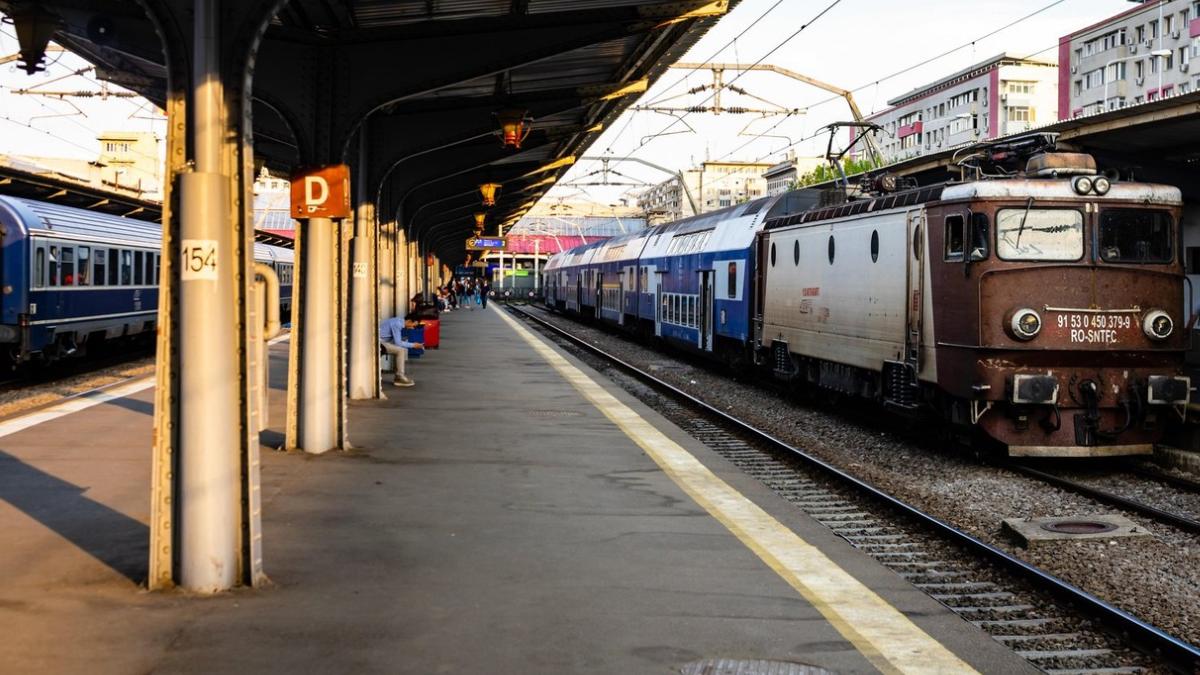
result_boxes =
[291,164,351,218]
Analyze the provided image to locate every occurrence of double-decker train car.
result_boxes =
[545,142,1191,457]
[0,194,294,364]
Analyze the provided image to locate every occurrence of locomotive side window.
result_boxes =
[1098,209,1173,263]
[870,230,879,263]
[827,235,835,265]
[996,208,1083,261]
[94,248,106,287]
[793,240,799,265]
[969,212,989,260]
[33,245,45,288]
[770,242,776,267]
[48,246,59,287]
[728,261,737,298]
[77,246,90,286]
[944,215,965,260]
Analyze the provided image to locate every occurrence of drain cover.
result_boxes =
[1040,519,1119,535]
[679,660,835,675]
[1002,514,1149,546]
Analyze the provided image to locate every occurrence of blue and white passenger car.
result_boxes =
[0,195,293,363]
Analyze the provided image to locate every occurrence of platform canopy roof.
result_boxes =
[1,0,733,263]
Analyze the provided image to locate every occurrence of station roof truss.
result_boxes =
[3,0,735,263]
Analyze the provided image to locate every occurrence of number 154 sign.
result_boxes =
[181,239,218,281]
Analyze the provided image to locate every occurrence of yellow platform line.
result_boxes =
[496,309,977,675]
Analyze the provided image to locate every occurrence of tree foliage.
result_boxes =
[793,157,882,188]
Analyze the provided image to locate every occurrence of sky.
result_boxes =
[0,0,1135,208]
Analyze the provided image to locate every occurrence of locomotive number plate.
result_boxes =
[1054,312,1132,345]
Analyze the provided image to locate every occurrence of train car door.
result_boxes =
[594,271,603,317]
[575,271,583,310]
[617,268,626,326]
[654,270,665,337]
[698,270,713,350]
[905,210,925,372]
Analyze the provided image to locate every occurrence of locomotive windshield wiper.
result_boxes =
[1015,196,1035,248]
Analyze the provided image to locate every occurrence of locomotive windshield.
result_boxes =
[1098,209,1173,264]
[996,208,1084,261]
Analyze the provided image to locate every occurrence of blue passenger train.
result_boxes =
[0,195,293,364]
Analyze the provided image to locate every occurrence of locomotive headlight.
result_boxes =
[1092,176,1111,195]
[1071,176,1093,195]
[1010,308,1042,340]
[1143,309,1173,340]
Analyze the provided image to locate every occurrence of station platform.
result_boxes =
[0,305,1035,674]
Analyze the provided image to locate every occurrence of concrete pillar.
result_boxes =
[299,217,338,453]
[395,228,408,318]
[378,222,394,322]
[348,131,379,400]
[175,0,239,593]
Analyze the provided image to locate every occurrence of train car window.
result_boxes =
[48,246,59,287]
[134,251,145,285]
[154,254,161,284]
[77,247,91,286]
[661,294,668,321]
[93,249,106,287]
[770,242,776,267]
[728,261,737,298]
[108,250,120,285]
[121,251,133,285]
[33,245,45,288]
[61,247,76,286]
[1098,209,1173,264]
[793,240,800,265]
[870,230,880,263]
[827,235,836,265]
[944,215,965,261]
[996,209,1083,261]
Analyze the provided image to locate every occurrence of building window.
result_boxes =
[1136,60,1145,79]
[1007,106,1032,122]
[1006,81,1036,94]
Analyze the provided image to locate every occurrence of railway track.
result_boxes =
[508,303,1200,674]
[1007,463,1200,535]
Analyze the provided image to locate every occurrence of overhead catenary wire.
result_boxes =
[630,0,845,153]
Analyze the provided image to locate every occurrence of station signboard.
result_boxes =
[290,164,351,218]
[466,236,507,251]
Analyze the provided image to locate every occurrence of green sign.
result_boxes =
[503,269,530,277]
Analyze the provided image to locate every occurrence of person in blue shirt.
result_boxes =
[379,316,423,387]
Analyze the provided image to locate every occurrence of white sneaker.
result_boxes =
[393,377,415,387]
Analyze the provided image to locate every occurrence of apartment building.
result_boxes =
[763,154,826,196]
[858,54,1058,164]
[637,160,771,222]
[1060,0,1200,118]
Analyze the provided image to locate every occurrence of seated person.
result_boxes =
[378,315,424,387]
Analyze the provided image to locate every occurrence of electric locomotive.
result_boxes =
[757,144,1188,456]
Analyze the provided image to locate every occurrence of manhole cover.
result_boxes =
[1040,519,1119,534]
[1002,514,1147,546]
[680,659,835,675]
[525,409,584,418]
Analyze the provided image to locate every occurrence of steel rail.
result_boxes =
[1122,462,1200,494]
[1009,464,1200,535]
[506,304,1200,674]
